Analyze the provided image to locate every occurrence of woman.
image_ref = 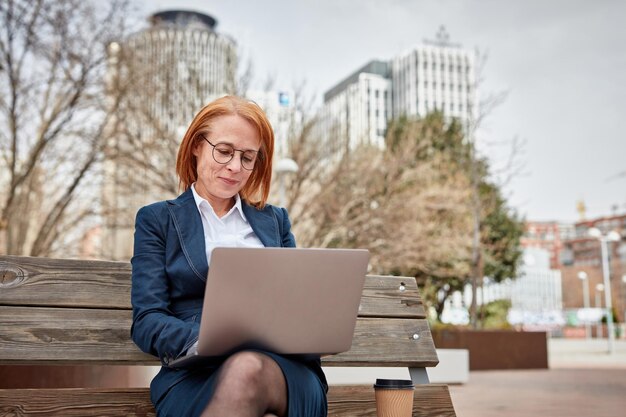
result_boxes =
[131,96,328,417]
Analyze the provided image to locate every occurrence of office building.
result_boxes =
[323,27,477,151]
[391,27,476,129]
[322,60,391,150]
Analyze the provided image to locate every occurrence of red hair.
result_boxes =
[176,96,274,208]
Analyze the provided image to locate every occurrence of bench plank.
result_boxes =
[0,256,131,309]
[1,256,425,318]
[329,385,457,417]
[0,388,155,416]
[0,306,437,367]
[358,275,426,319]
[324,318,438,367]
[0,306,154,364]
[0,385,456,417]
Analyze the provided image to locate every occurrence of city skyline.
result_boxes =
[144,0,626,223]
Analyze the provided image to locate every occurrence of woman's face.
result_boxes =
[192,114,261,212]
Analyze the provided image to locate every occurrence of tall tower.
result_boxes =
[102,10,237,260]
[113,10,237,136]
[391,26,477,131]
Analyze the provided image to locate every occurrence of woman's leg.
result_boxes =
[201,351,288,417]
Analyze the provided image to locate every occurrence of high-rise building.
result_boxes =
[323,27,477,151]
[108,10,237,140]
[102,10,237,260]
[322,60,392,151]
[391,31,476,129]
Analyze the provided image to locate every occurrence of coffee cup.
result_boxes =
[373,378,415,417]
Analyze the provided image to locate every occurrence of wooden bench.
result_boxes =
[0,255,456,416]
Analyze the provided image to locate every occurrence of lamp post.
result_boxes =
[577,271,591,339]
[595,284,604,338]
[588,227,621,354]
[622,274,626,337]
[274,158,298,208]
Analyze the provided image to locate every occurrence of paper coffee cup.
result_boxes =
[373,379,415,417]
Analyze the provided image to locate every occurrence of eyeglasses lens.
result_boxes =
[212,143,257,170]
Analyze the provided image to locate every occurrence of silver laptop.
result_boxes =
[167,247,369,368]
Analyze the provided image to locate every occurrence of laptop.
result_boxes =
[167,247,369,368]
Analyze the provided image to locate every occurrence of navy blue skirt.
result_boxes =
[154,350,327,417]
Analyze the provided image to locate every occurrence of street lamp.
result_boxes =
[595,283,604,338]
[274,158,298,208]
[577,271,591,339]
[588,227,621,354]
[622,274,626,336]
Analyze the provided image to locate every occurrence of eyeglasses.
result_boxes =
[200,135,260,171]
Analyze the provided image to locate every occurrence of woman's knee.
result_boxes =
[218,351,274,389]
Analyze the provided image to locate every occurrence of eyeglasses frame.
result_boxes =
[199,134,260,171]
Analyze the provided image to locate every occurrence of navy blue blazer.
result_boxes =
[130,189,325,405]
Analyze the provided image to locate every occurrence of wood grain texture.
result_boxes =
[0,388,155,416]
[0,256,425,318]
[0,306,155,364]
[0,306,436,367]
[0,256,131,309]
[0,385,456,417]
[328,384,457,417]
[323,318,439,367]
[360,275,426,319]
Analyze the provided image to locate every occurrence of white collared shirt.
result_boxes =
[191,183,264,266]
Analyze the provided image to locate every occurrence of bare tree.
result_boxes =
[0,0,133,256]
[464,49,525,328]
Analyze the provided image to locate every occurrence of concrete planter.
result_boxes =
[432,329,548,370]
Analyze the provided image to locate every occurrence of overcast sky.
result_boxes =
[143,0,626,223]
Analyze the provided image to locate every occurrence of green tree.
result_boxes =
[478,299,513,329]
[274,88,524,323]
